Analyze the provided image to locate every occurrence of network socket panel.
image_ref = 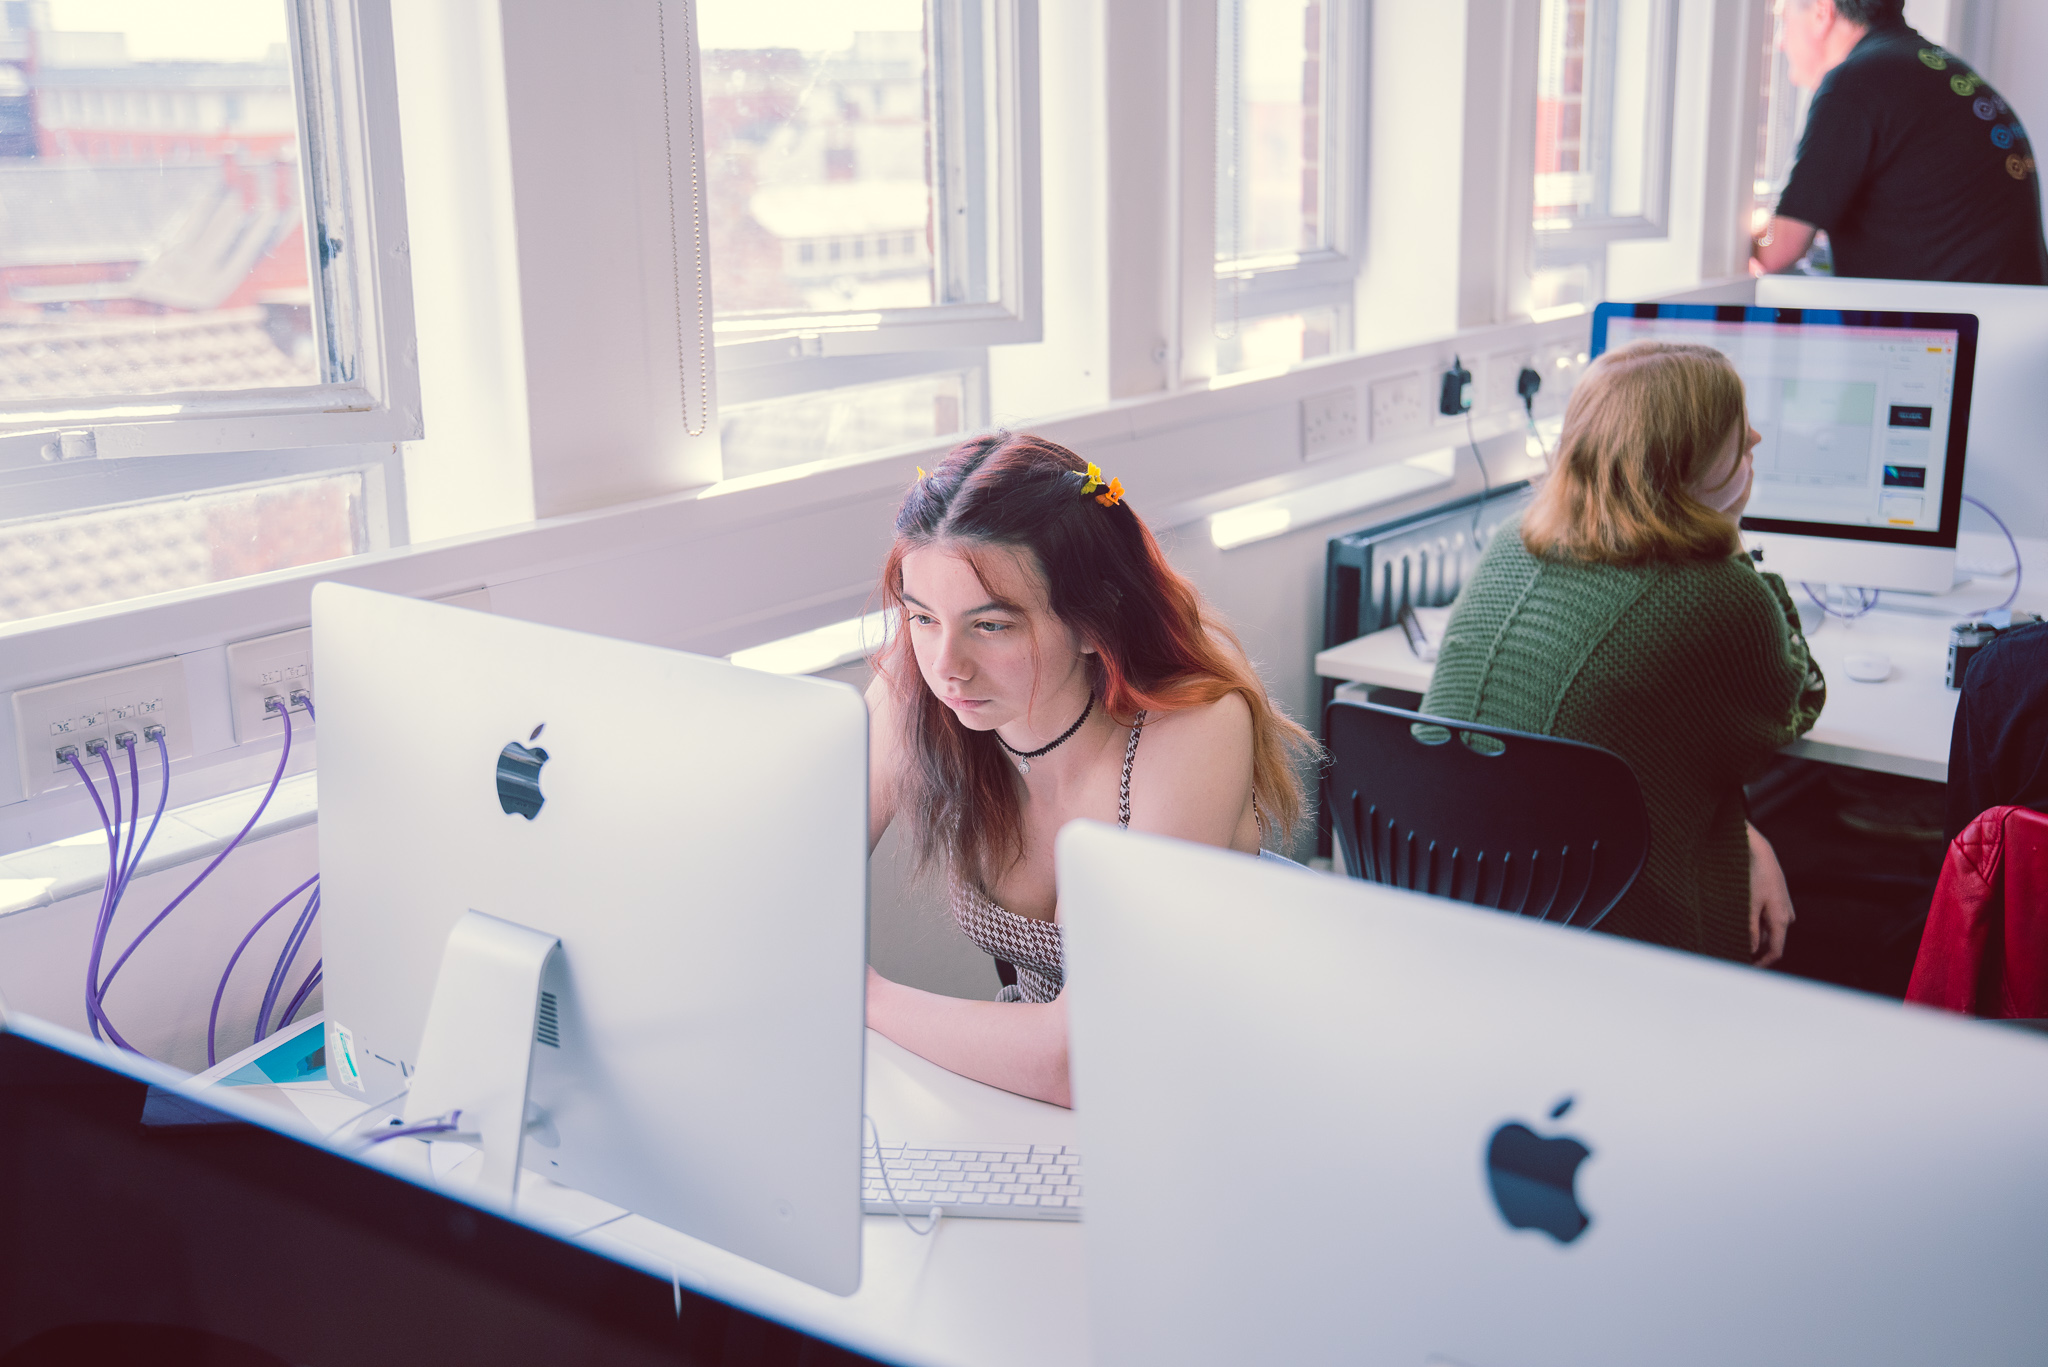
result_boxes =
[226,627,315,744]
[11,657,194,798]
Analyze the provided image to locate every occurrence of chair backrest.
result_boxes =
[1322,699,1649,931]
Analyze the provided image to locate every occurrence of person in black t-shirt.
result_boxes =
[1752,0,2048,284]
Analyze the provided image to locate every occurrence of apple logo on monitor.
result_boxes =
[1485,1097,1592,1244]
[496,724,550,820]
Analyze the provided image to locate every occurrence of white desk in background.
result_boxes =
[1313,575,2041,785]
[228,1027,1084,1367]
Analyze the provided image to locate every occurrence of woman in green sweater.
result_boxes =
[1422,340,1825,965]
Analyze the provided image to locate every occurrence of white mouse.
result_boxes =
[1843,652,1892,683]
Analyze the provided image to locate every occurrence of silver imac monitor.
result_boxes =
[1757,275,2048,544]
[1059,822,2048,1367]
[1591,301,1980,594]
[312,584,869,1295]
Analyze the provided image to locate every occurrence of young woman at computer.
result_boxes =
[1423,339,1825,966]
[863,433,1316,1106]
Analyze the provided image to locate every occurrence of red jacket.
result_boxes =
[1906,805,2048,1017]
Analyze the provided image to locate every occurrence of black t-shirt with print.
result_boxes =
[1776,24,2048,284]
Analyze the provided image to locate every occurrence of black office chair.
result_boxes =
[1323,699,1650,931]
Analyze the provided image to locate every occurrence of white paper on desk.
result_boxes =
[1407,606,1453,660]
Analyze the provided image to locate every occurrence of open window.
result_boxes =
[1529,0,1678,314]
[1212,0,1364,376]
[696,0,1040,479]
[0,0,416,624]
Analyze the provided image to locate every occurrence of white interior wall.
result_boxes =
[0,825,321,1074]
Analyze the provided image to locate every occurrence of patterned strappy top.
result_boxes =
[949,712,1148,1004]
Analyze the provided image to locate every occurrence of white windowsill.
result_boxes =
[0,772,318,920]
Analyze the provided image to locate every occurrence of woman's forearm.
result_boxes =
[867,972,1072,1108]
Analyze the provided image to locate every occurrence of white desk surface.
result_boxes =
[1311,591,2032,784]
[235,1029,1083,1367]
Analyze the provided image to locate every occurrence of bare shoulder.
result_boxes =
[1122,689,1255,846]
[1139,689,1253,753]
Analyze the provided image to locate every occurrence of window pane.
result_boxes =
[1216,308,1336,376]
[1217,0,1327,266]
[698,2,939,316]
[1534,0,1591,225]
[0,471,367,623]
[1752,4,1810,228]
[0,1,319,403]
[717,370,971,479]
[1535,0,1658,230]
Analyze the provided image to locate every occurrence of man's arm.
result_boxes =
[1751,215,1819,275]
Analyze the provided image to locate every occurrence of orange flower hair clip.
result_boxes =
[1080,462,1127,508]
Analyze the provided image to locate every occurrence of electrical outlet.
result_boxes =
[11,658,193,798]
[1299,386,1361,460]
[1537,341,1590,402]
[1369,373,1427,442]
[226,628,314,744]
[1483,351,1530,412]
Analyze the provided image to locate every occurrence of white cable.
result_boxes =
[864,1114,942,1236]
[319,1085,409,1142]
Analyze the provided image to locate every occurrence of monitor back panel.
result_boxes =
[313,584,867,1294]
[1059,822,2048,1367]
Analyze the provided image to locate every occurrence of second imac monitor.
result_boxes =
[1591,302,1979,594]
[313,584,869,1295]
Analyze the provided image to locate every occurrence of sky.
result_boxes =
[44,0,287,63]
[694,0,921,52]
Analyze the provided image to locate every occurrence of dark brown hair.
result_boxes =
[875,432,1316,889]
[1521,340,1748,566]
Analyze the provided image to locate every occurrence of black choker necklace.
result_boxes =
[996,695,1093,775]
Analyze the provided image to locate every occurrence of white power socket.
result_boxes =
[1483,351,1531,413]
[11,658,194,798]
[1300,386,1361,460]
[226,628,314,744]
[1369,373,1427,442]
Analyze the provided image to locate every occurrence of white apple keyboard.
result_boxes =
[863,1141,1083,1220]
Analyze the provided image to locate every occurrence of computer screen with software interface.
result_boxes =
[1591,304,1978,548]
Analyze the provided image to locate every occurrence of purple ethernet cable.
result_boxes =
[1963,493,2023,613]
[64,745,125,1045]
[113,730,170,905]
[86,731,175,1047]
[208,873,320,1067]
[98,702,296,1037]
[275,961,323,1032]
[256,883,320,1043]
[361,1111,462,1148]
[115,737,139,907]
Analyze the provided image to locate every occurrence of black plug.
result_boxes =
[1439,356,1473,417]
[1516,365,1542,413]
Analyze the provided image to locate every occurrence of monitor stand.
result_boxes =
[403,909,561,1205]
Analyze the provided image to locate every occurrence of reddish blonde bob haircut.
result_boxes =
[1521,339,1749,565]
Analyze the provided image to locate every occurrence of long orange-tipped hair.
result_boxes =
[875,432,1317,891]
[1521,339,1749,565]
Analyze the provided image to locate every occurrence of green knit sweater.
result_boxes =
[1421,516,1826,959]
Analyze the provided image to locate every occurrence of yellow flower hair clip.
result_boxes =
[1078,462,1126,506]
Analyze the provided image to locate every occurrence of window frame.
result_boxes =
[0,0,420,473]
[1209,0,1368,349]
[705,0,1042,377]
[1531,0,1681,255]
